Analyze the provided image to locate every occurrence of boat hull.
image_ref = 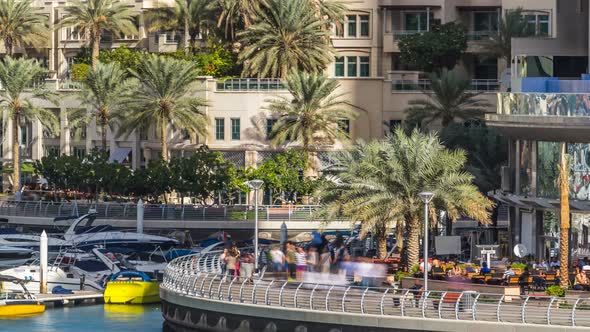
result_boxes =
[104,281,160,304]
[0,301,45,316]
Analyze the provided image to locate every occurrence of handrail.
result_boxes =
[162,250,590,328]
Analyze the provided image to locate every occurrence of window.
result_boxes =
[347,56,357,77]
[266,119,277,139]
[336,56,370,78]
[71,146,85,158]
[165,31,181,43]
[65,26,82,40]
[20,126,27,146]
[334,57,345,77]
[359,56,370,77]
[44,146,60,157]
[404,12,432,32]
[231,118,240,140]
[215,118,225,140]
[181,129,191,140]
[523,12,551,36]
[360,15,370,37]
[338,14,370,38]
[474,12,499,32]
[338,119,350,135]
[346,15,357,37]
[66,57,76,78]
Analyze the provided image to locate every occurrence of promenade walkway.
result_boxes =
[161,251,590,330]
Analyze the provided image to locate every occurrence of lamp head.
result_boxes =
[245,179,264,190]
[418,191,435,204]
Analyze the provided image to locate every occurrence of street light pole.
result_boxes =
[245,179,264,273]
[418,191,435,291]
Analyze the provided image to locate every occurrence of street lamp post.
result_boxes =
[418,191,435,291]
[246,179,264,273]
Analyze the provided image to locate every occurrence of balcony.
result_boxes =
[392,79,499,92]
[215,78,286,92]
[58,79,83,91]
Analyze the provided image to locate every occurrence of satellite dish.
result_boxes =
[513,244,528,258]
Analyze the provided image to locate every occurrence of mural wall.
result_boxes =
[499,93,590,116]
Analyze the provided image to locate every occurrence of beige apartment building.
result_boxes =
[2,0,559,186]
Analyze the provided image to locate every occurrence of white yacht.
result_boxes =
[0,246,35,267]
[0,233,71,254]
[61,214,179,251]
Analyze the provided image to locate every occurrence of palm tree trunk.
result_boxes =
[160,118,168,161]
[396,221,404,253]
[183,17,190,55]
[101,120,108,151]
[12,113,19,193]
[4,38,13,56]
[91,33,101,71]
[559,142,570,288]
[407,216,420,269]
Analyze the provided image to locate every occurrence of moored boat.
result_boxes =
[103,271,159,304]
[0,275,45,316]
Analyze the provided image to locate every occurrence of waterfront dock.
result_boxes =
[36,291,104,307]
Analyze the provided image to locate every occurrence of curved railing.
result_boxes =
[162,252,590,328]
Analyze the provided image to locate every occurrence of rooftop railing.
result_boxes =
[0,200,321,222]
[162,250,590,328]
[392,79,499,92]
[215,78,286,92]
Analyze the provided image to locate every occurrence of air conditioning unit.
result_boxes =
[501,166,512,192]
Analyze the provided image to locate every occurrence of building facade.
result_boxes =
[6,0,559,189]
[486,0,590,260]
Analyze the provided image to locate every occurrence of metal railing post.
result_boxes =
[325,285,335,311]
[400,290,410,317]
[497,295,505,322]
[208,275,218,298]
[278,281,289,307]
[379,288,390,315]
[227,276,238,301]
[438,292,447,319]
[521,296,530,323]
[251,279,262,304]
[361,287,370,314]
[421,291,430,318]
[199,273,209,296]
[264,280,275,305]
[294,283,304,308]
[572,298,582,326]
[471,293,481,321]
[341,286,351,312]
[310,284,320,310]
[547,297,556,325]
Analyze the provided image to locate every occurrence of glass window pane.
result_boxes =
[215,118,224,140]
[347,56,357,77]
[360,15,370,36]
[231,118,240,140]
[404,13,419,31]
[539,15,549,35]
[359,56,370,77]
[419,12,428,31]
[525,15,536,35]
[474,12,491,31]
[347,15,357,37]
[334,57,344,77]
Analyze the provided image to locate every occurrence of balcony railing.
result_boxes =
[392,30,423,39]
[59,79,83,90]
[466,31,497,41]
[216,78,286,92]
[392,79,499,92]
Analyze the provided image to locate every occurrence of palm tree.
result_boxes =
[483,8,529,64]
[216,0,263,41]
[317,127,493,264]
[559,142,570,288]
[56,0,138,71]
[144,0,215,54]
[70,62,133,151]
[266,71,355,175]
[0,0,48,55]
[117,55,208,161]
[308,0,346,29]
[0,57,58,192]
[238,0,334,78]
[404,69,491,128]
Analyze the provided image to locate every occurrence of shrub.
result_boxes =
[545,285,565,297]
[70,63,91,80]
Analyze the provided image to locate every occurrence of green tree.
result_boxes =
[145,0,215,53]
[483,8,529,64]
[145,158,173,203]
[404,69,491,128]
[216,0,263,41]
[0,0,47,55]
[398,22,467,73]
[117,55,208,161]
[34,154,85,198]
[0,57,58,192]
[238,0,333,78]
[316,127,493,263]
[99,45,144,73]
[56,0,138,70]
[440,123,507,194]
[266,71,355,175]
[69,62,134,150]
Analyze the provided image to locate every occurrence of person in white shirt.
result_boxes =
[549,257,560,268]
[503,265,516,282]
[271,246,285,272]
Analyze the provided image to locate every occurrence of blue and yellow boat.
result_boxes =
[0,275,45,317]
[104,271,160,304]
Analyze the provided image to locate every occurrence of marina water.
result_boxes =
[0,304,164,332]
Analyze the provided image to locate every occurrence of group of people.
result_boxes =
[220,244,255,282]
